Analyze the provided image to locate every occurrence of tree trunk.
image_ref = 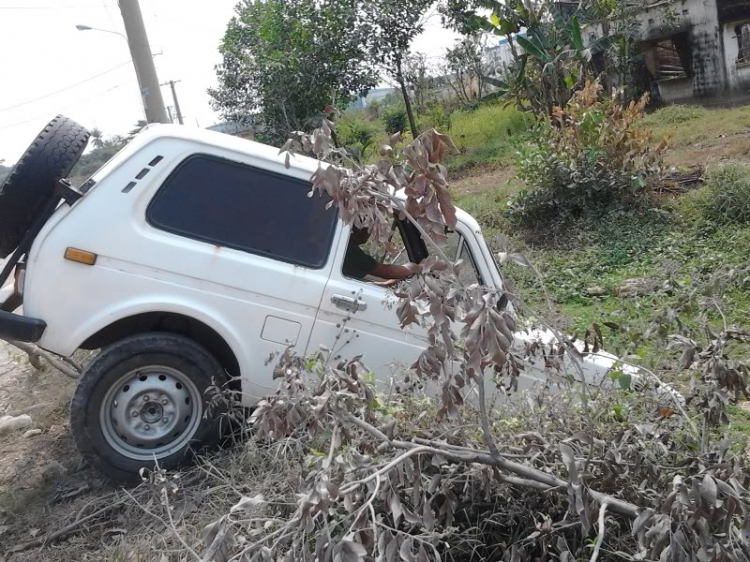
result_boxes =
[396,58,419,139]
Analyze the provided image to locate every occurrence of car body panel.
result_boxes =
[20,125,641,406]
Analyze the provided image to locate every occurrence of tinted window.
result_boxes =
[147,155,337,268]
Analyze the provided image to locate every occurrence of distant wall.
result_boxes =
[657,76,695,102]
[635,0,725,99]
[722,20,750,91]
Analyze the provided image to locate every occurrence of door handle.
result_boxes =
[331,294,367,312]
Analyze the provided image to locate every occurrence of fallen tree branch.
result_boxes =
[590,502,609,562]
[4,339,80,379]
[344,414,640,519]
[11,497,128,553]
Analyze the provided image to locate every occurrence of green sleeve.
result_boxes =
[343,244,378,279]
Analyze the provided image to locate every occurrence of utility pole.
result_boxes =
[163,80,184,125]
[118,0,169,124]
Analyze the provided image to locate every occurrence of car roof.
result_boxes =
[95,124,480,231]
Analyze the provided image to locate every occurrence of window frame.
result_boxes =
[146,153,338,269]
[342,219,412,284]
[455,234,483,286]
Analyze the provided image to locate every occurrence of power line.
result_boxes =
[102,0,119,32]
[0,6,109,9]
[0,84,126,133]
[0,3,111,9]
[0,61,132,113]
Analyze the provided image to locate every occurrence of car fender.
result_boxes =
[66,295,247,370]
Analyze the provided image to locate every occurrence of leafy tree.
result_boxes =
[90,128,105,150]
[443,0,643,116]
[443,36,488,106]
[363,0,437,139]
[402,52,434,112]
[210,0,377,145]
[128,120,147,140]
[0,159,10,185]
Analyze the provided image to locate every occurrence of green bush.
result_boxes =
[382,105,407,135]
[448,103,527,148]
[699,162,750,225]
[337,116,379,160]
[506,81,666,229]
[417,101,452,132]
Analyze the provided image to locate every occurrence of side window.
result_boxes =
[366,223,409,267]
[147,155,337,268]
[343,221,411,282]
[445,230,482,286]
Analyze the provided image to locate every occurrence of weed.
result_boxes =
[696,161,750,226]
[643,104,709,125]
[446,103,530,174]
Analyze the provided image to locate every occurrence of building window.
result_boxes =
[654,38,690,79]
[147,154,338,269]
[737,23,750,64]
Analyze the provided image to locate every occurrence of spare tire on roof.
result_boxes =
[0,115,90,258]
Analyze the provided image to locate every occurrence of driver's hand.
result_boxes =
[404,262,421,276]
[373,278,400,288]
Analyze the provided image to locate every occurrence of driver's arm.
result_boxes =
[370,262,420,280]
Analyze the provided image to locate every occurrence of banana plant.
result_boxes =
[481,0,611,116]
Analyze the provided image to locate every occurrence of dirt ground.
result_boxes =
[0,342,116,561]
[665,130,750,168]
[450,162,520,195]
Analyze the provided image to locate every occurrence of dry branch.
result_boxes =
[4,339,80,379]
[346,412,640,519]
[11,497,128,553]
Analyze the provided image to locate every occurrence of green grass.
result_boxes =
[342,101,530,174]
[642,104,750,147]
[456,157,750,446]
[446,104,531,172]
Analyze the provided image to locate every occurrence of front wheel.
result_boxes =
[71,333,228,481]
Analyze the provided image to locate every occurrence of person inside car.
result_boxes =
[343,226,420,284]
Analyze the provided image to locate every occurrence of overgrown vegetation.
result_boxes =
[4,2,750,560]
[507,81,666,228]
[697,162,750,226]
[642,104,750,148]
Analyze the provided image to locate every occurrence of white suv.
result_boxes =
[0,116,627,479]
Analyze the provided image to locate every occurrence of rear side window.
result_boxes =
[147,155,337,268]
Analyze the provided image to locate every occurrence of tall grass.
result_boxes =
[446,104,531,172]
[696,161,750,225]
[642,104,750,147]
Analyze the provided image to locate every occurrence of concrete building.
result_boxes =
[348,87,399,110]
[568,0,750,104]
[206,121,256,141]
[484,32,527,71]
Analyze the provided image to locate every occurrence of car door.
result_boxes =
[124,151,339,403]
[307,219,487,387]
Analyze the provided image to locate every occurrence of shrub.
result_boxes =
[507,80,666,228]
[699,162,750,225]
[417,101,452,132]
[382,104,407,135]
[337,115,380,160]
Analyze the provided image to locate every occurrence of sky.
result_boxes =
[0,1,460,165]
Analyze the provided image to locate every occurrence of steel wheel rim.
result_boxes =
[100,365,203,462]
